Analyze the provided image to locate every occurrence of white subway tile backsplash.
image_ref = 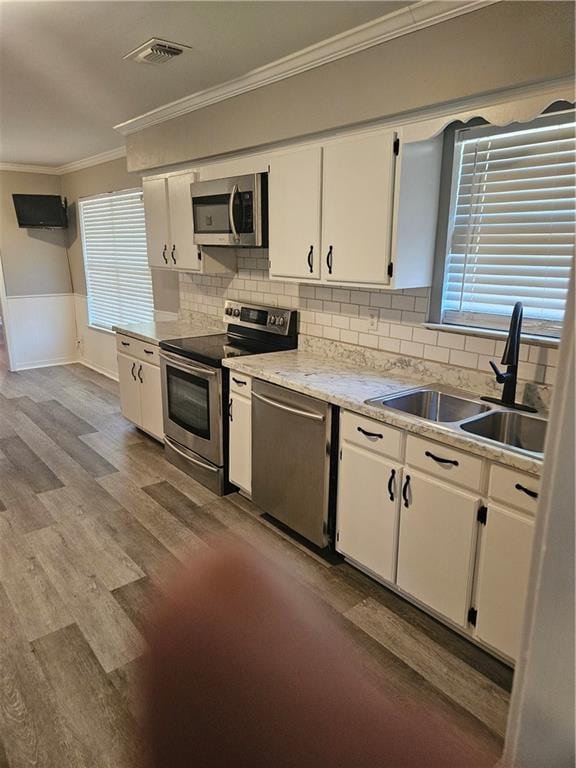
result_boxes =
[178,250,557,388]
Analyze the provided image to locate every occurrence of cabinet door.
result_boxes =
[268,146,322,280]
[138,360,164,441]
[474,504,534,660]
[229,393,252,494]
[117,353,142,427]
[167,172,200,271]
[337,442,400,583]
[397,472,478,626]
[322,131,396,285]
[142,177,170,268]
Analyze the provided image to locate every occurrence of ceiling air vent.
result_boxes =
[123,38,192,65]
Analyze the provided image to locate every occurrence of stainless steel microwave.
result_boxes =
[191,172,268,248]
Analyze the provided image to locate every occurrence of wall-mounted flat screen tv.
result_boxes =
[12,194,68,229]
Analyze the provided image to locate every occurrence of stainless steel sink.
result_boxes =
[367,387,492,423]
[461,411,547,455]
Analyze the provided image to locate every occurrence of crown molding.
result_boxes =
[114,0,500,136]
[0,146,126,176]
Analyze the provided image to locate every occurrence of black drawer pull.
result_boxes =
[130,362,136,381]
[387,468,396,502]
[326,245,333,274]
[144,349,154,355]
[307,245,314,273]
[162,245,168,264]
[425,450,459,467]
[121,340,130,346]
[515,483,538,499]
[402,475,411,508]
[232,377,247,387]
[171,245,177,264]
[137,365,143,383]
[229,398,233,422]
[357,426,383,440]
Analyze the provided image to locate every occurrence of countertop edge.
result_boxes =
[223,356,544,477]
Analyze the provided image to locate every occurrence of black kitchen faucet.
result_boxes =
[481,301,538,412]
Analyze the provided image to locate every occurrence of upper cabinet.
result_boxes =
[268,129,442,289]
[143,171,200,272]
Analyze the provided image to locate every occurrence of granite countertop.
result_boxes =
[113,318,224,345]
[223,350,544,476]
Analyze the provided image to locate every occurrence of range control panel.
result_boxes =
[223,300,295,336]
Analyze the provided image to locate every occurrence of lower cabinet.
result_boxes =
[229,381,252,494]
[336,442,401,583]
[117,352,163,441]
[395,472,479,627]
[473,504,534,660]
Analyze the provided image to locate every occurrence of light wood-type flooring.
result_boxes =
[0,362,513,767]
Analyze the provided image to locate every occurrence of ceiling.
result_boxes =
[0,1,414,167]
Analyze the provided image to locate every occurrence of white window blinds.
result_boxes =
[79,189,154,331]
[442,116,575,338]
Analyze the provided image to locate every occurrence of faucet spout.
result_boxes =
[501,302,523,367]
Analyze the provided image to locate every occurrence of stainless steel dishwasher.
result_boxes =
[252,380,334,548]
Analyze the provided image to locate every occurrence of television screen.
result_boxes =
[12,194,68,229]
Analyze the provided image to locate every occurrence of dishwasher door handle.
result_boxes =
[253,392,325,422]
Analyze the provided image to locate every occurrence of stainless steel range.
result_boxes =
[159,301,298,495]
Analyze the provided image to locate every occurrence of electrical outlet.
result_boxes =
[368,311,378,331]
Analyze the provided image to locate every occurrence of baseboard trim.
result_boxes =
[13,357,78,372]
[78,359,119,382]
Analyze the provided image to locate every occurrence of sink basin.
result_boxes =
[461,411,547,455]
[367,388,492,423]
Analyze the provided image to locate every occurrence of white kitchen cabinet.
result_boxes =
[396,471,478,627]
[142,177,170,268]
[228,381,252,494]
[166,172,201,271]
[474,504,534,660]
[117,352,142,426]
[336,441,401,583]
[117,347,163,442]
[268,146,322,280]
[322,131,396,285]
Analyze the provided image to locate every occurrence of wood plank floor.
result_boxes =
[0,362,513,767]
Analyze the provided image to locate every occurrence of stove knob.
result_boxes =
[225,307,233,316]
[233,308,240,317]
[277,316,285,327]
[269,316,276,325]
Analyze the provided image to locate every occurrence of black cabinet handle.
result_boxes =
[515,483,538,499]
[171,245,176,264]
[137,365,143,383]
[130,362,136,381]
[197,249,202,261]
[402,475,411,508]
[357,426,383,440]
[162,245,168,264]
[425,450,459,467]
[326,245,333,274]
[144,349,154,355]
[121,340,130,347]
[387,468,396,502]
[229,398,233,422]
[307,245,314,273]
[232,377,247,387]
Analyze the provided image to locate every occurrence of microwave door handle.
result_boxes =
[228,184,240,243]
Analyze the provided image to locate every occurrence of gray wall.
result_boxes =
[127,1,575,171]
[60,157,179,313]
[0,171,71,296]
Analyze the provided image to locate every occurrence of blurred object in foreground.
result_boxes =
[144,541,492,768]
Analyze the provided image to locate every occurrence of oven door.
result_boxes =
[160,351,223,466]
[191,173,264,247]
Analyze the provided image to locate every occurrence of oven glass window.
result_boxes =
[192,191,253,235]
[166,366,211,440]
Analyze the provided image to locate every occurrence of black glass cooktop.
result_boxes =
[160,333,289,368]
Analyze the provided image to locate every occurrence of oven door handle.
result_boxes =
[228,184,240,243]
[160,351,218,376]
[253,392,325,422]
[165,438,219,473]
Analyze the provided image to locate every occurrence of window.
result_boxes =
[436,112,575,339]
[79,189,154,330]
